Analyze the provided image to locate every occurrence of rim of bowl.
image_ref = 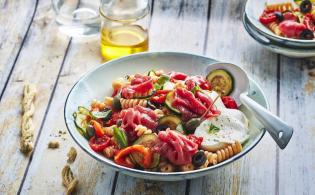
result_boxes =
[245,0,315,44]
[64,51,267,178]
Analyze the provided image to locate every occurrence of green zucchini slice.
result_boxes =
[90,109,112,121]
[73,112,89,139]
[165,91,181,114]
[131,134,160,168]
[158,115,182,130]
[206,69,233,96]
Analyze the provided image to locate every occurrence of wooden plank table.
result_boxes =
[0,0,314,194]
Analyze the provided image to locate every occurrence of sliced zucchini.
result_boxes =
[112,96,122,111]
[163,81,175,90]
[78,106,91,116]
[158,115,182,130]
[91,109,112,121]
[157,75,170,85]
[176,123,185,134]
[206,69,233,96]
[133,133,158,146]
[73,112,89,139]
[147,70,157,77]
[131,134,160,168]
[165,91,181,114]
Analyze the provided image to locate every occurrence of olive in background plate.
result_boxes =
[300,29,314,39]
[274,12,284,22]
[300,0,312,13]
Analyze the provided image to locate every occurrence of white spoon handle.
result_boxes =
[240,93,293,149]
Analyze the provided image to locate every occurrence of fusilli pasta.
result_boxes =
[134,125,152,137]
[268,22,282,36]
[179,163,194,171]
[120,98,148,109]
[159,162,175,172]
[206,141,242,165]
[266,2,293,12]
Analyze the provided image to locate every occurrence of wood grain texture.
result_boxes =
[113,0,210,194]
[0,0,71,193]
[189,0,278,194]
[278,57,315,195]
[20,37,117,195]
[0,0,37,96]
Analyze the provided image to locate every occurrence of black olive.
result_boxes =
[86,125,95,139]
[274,12,284,22]
[184,118,201,134]
[192,151,207,167]
[147,100,157,109]
[300,29,314,40]
[156,124,169,131]
[300,0,312,13]
[116,119,122,127]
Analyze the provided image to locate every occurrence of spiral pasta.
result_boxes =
[134,125,152,137]
[159,161,175,172]
[103,145,115,158]
[266,2,293,12]
[120,98,148,109]
[179,163,194,171]
[206,141,242,166]
[267,22,282,36]
[153,109,164,118]
[104,125,116,136]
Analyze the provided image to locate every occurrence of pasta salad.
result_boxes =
[259,0,315,40]
[73,69,249,172]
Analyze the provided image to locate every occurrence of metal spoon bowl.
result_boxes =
[206,62,293,149]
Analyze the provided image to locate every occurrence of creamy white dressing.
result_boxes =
[194,91,249,152]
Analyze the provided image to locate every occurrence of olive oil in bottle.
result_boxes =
[100,25,148,60]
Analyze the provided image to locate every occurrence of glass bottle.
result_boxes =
[99,0,150,60]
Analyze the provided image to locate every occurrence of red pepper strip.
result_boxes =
[155,90,171,95]
[114,145,152,168]
[259,12,277,25]
[169,72,187,80]
[221,96,238,109]
[90,120,105,137]
[304,13,315,31]
[89,135,111,152]
[150,94,167,104]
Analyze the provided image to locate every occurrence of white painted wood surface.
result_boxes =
[0,0,314,194]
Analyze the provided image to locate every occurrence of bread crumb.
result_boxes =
[62,165,78,195]
[48,141,59,149]
[20,82,37,154]
[67,147,77,163]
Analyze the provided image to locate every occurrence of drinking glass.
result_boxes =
[52,0,101,37]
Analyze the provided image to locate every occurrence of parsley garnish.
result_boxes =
[209,124,220,134]
[191,85,201,93]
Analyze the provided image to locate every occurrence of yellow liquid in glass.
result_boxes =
[100,25,149,60]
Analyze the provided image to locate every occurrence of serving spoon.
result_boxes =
[206,62,293,149]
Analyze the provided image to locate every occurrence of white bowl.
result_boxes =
[243,14,315,58]
[64,52,268,181]
[245,0,315,47]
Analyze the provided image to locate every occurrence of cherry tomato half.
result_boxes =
[89,135,111,152]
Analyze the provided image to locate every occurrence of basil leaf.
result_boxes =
[113,127,128,149]
[191,85,201,93]
[209,124,220,134]
[154,83,162,90]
